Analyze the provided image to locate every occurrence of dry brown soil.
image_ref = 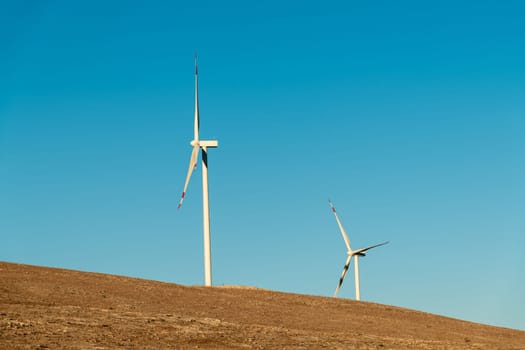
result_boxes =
[1,261,524,349]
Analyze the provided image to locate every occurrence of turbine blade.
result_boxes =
[356,241,389,254]
[334,255,352,297]
[194,53,200,142]
[178,145,200,209]
[328,200,352,251]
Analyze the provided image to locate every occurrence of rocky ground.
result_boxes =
[1,261,524,349]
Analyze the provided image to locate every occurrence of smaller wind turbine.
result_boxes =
[328,200,388,300]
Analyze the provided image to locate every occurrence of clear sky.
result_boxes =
[1,0,524,330]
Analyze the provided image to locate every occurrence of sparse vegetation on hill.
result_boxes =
[1,262,524,349]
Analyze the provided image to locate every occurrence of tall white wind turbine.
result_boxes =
[328,200,388,300]
[178,54,218,287]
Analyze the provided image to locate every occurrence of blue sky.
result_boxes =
[1,1,524,330]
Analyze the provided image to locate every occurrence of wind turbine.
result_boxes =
[178,54,218,287]
[328,200,388,300]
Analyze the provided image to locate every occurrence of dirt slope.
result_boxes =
[1,261,524,349]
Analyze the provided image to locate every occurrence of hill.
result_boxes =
[1,261,524,349]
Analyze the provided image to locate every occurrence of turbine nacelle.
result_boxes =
[348,251,366,257]
[198,140,219,148]
[189,140,218,148]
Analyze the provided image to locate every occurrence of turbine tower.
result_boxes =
[328,200,388,300]
[178,54,218,287]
